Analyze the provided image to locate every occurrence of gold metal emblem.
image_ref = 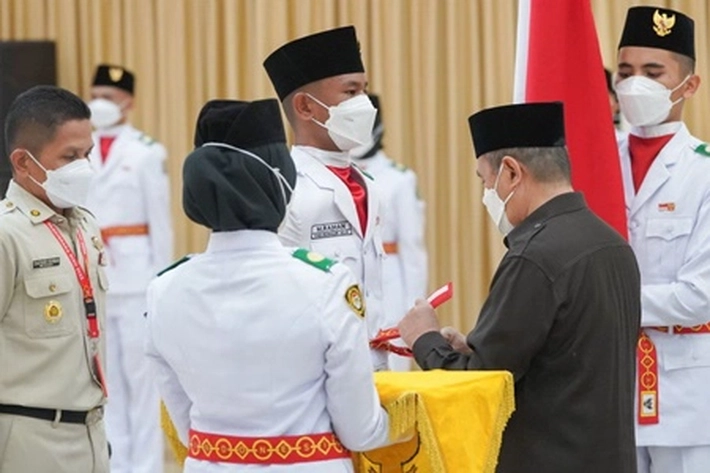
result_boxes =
[345,284,365,318]
[44,300,63,323]
[91,236,104,251]
[109,67,124,83]
[30,209,41,217]
[653,9,675,37]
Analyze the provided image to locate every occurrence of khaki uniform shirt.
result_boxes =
[0,180,108,410]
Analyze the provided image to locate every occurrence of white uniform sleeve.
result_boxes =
[0,230,16,321]
[394,172,428,309]
[642,189,710,326]
[144,281,191,445]
[278,179,309,248]
[320,265,391,451]
[138,144,173,274]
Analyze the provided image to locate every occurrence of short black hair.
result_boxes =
[483,146,571,184]
[4,85,91,156]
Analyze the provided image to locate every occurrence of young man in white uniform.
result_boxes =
[264,27,392,370]
[614,7,710,472]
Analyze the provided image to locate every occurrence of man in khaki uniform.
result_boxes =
[0,86,109,473]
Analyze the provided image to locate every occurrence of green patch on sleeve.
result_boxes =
[291,248,336,272]
[694,143,710,157]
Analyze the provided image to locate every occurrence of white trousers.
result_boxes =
[105,293,163,473]
[637,446,710,473]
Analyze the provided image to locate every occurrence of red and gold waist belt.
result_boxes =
[188,429,350,464]
[100,224,149,242]
[637,323,710,424]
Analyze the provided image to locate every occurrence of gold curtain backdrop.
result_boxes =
[1,0,709,334]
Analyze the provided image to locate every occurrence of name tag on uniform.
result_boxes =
[311,221,353,240]
[32,257,61,269]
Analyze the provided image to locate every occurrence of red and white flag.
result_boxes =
[514,0,628,238]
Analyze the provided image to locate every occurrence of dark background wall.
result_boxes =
[0,41,56,197]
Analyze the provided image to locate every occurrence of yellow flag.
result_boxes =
[354,370,514,473]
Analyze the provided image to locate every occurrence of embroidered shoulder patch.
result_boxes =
[694,143,710,157]
[391,161,409,173]
[139,133,156,146]
[156,255,191,277]
[345,284,366,318]
[292,248,335,272]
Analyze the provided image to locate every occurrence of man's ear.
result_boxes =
[9,148,31,178]
[290,92,315,121]
[501,155,523,187]
[682,74,701,99]
[122,95,135,112]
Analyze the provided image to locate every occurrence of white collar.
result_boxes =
[630,121,682,138]
[205,230,282,253]
[94,123,128,137]
[293,145,350,168]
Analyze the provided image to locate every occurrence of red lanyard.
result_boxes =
[43,221,99,339]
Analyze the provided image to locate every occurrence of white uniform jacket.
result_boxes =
[619,122,710,446]
[359,151,428,322]
[145,231,391,472]
[87,124,173,295]
[279,146,389,369]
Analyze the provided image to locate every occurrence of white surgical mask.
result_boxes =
[482,164,515,236]
[26,151,95,209]
[200,142,294,207]
[88,98,123,129]
[615,75,689,127]
[308,94,377,151]
[349,123,384,159]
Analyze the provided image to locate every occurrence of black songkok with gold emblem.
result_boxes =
[618,6,694,60]
[92,64,135,94]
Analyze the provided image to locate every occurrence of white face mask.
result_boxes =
[200,142,295,208]
[349,123,384,159]
[308,93,377,151]
[482,164,515,236]
[88,98,123,129]
[26,151,95,209]
[615,75,689,127]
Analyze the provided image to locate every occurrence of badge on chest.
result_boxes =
[32,257,61,269]
[311,220,353,240]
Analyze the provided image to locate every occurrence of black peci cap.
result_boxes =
[618,6,694,60]
[264,26,365,101]
[468,102,566,158]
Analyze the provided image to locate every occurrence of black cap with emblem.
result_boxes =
[618,6,695,60]
[92,64,135,94]
[263,26,365,101]
[468,102,566,158]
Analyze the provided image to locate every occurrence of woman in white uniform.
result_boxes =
[145,99,404,472]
